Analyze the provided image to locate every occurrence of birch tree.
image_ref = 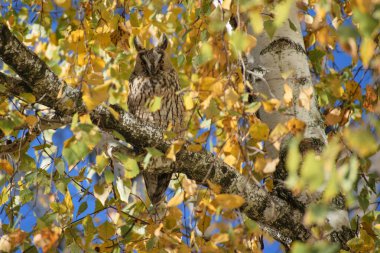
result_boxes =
[0,0,379,252]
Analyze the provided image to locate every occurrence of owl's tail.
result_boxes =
[143,171,172,214]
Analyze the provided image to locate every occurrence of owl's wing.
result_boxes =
[143,170,172,205]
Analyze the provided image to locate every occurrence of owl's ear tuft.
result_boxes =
[133,36,144,51]
[157,34,168,50]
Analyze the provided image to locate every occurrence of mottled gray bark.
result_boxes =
[0,72,32,95]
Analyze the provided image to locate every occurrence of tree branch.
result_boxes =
[0,23,310,246]
[0,24,84,115]
[0,72,32,95]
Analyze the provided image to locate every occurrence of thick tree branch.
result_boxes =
[0,72,32,95]
[0,23,310,246]
[0,24,84,115]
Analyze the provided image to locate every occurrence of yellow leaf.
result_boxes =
[212,194,245,209]
[87,72,104,85]
[280,70,294,80]
[360,37,375,68]
[249,10,264,34]
[269,123,289,142]
[299,86,313,111]
[182,178,197,197]
[148,96,162,112]
[262,98,281,112]
[166,140,184,161]
[263,158,279,174]
[225,87,239,109]
[198,214,211,233]
[230,31,257,53]
[187,144,202,152]
[221,0,232,10]
[343,128,378,157]
[211,233,229,244]
[91,56,106,72]
[207,180,222,194]
[345,81,361,101]
[82,83,110,111]
[183,93,194,110]
[286,118,306,134]
[79,114,92,124]
[249,122,270,141]
[25,115,38,128]
[94,182,112,206]
[106,105,120,120]
[254,155,266,173]
[54,0,71,8]
[212,81,225,97]
[68,29,84,43]
[77,53,87,66]
[20,93,36,103]
[283,83,293,106]
[224,154,237,167]
[273,0,292,27]
[167,191,184,207]
[64,190,74,213]
[0,159,13,175]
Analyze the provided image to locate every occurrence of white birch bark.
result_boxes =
[248,4,326,158]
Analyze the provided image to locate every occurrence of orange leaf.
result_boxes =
[212,194,245,210]
[286,118,306,134]
[0,159,13,175]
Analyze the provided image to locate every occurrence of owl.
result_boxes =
[128,34,185,207]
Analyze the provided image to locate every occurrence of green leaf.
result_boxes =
[148,96,162,112]
[97,221,116,240]
[55,158,65,175]
[352,8,378,38]
[229,31,257,53]
[264,20,276,39]
[300,152,323,192]
[63,123,102,167]
[146,147,164,157]
[288,19,297,31]
[114,153,140,179]
[273,0,293,28]
[94,181,112,206]
[19,92,36,103]
[194,42,213,66]
[308,49,325,74]
[291,241,339,253]
[83,216,96,246]
[104,168,114,184]
[77,202,88,217]
[116,177,131,203]
[343,128,378,157]
[286,137,302,173]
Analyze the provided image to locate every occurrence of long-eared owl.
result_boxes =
[128,34,185,206]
